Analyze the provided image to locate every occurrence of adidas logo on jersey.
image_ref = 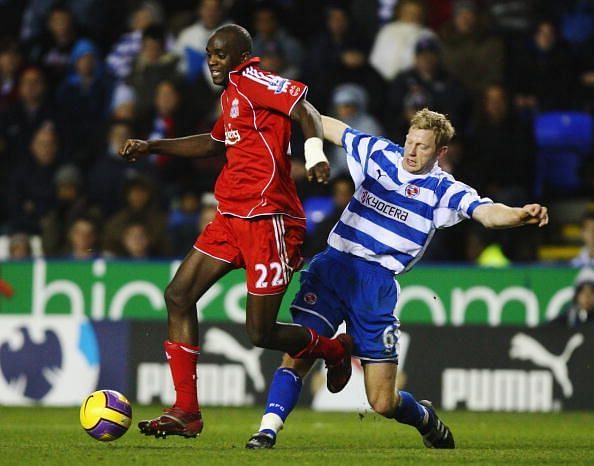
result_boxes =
[242,67,291,94]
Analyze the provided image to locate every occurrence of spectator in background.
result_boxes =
[369,0,435,82]
[327,83,383,179]
[55,39,113,169]
[127,26,180,123]
[465,225,511,267]
[168,190,201,256]
[19,0,109,45]
[196,192,217,235]
[182,60,222,136]
[571,211,594,268]
[348,0,383,46]
[5,123,60,234]
[110,82,136,120]
[121,221,153,259]
[175,0,229,82]
[25,4,78,90]
[0,39,22,217]
[1,66,54,162]
[564,1,594,113]
[386,37,466,141]
[464,85,540,263]
[465,84,533,205]
[512,19,577,112]
[350,0,447,46]
[88,119,153,217]
[303,5,382,115]
[258,40,289,78]
[173,2,229,133]
[19,0,61,42]
[0,38,22,113]
[8,233,32,260]
[66,216,100,259]
[303,176,354,258]
[0,66,53,225]
[106,1,165,82]
[425,0,456,31]
[548,267,594,327]
[145,79,209,197]
[484,0,541,38]
[102,176,169,257]
[41,164,102,256]
[252,4,303,79]
[439,0,504,99]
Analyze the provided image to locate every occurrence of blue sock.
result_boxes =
[259,368,303,436]
[394,391,429,432]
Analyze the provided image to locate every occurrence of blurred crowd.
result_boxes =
[1,0,593,263]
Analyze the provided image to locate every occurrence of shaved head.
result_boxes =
[213,24,252,55]
[206,24,254,85]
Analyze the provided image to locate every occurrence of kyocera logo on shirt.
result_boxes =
[360,190,409,222]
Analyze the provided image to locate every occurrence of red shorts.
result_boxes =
[194,212,306,295]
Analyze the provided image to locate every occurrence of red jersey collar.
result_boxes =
[230,56,261,74]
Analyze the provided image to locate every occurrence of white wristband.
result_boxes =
[304,137,328,171]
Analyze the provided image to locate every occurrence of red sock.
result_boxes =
[291,328,345,363]
[164,340,200,413]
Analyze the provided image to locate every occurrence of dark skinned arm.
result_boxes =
[290,99,330,183]
[119,134,225,162]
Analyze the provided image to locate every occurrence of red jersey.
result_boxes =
[210,57,307,219]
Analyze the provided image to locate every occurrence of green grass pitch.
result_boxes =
[2,407,594,465]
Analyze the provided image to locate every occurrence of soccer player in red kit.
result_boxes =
[120,24,353,438]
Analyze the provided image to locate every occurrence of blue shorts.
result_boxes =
[290,247,400,362]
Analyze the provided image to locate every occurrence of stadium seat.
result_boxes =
[533,112,594,198]
[303,196,335,234]
[537,244,582,262]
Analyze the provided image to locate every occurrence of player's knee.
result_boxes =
[246,325,271,348]
[164,282,192,313]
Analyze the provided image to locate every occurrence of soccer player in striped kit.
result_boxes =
[246,108,549,449]
[120,24,353,438]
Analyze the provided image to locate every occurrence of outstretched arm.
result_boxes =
[291,100,329,183]
[119,134,225,162]
[472,203,549,229]
[321,115,350,146]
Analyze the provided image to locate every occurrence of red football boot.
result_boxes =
[138,407,203,439]
[326,334,354,393]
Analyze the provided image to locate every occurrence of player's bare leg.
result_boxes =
[139,248,233,439]
[246,354,315,449]
[165,249,234,345]
[245,293,353,392]
[363,363,455,449]
[245,293,311,352]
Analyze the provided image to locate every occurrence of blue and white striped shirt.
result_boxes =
[327,128,492,274]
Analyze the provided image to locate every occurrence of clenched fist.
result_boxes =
[119,139,150,162]
[519,204,549,227]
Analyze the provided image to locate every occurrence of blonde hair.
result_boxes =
[410,108,455,148]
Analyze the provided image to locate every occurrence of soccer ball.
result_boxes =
[80,390,132,441]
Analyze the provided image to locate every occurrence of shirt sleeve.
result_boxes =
[341,127,397,189]
[238,70,307,116]
[433,178,493,228]
[210,115,225,143]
